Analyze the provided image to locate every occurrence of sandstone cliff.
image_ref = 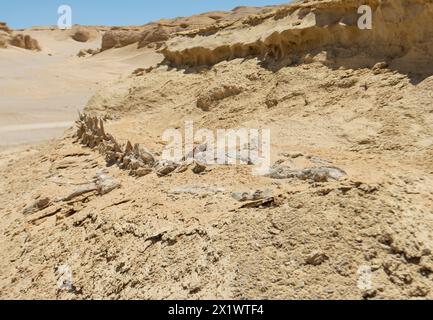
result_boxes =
[162,0,433,76]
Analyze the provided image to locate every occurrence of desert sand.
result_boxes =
[0,27,162,147]
[1,0,433,300]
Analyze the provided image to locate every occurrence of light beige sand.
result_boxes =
[0,29,162,148]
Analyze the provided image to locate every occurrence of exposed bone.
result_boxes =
[59,184,98,202]
[23,197,51,215]
[125,140,133,154]
[99,118,106,138]
[75,114,189,178]
[155,160,179,177]
[192,161,206,174]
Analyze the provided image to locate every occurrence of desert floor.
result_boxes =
[0,29,162,148]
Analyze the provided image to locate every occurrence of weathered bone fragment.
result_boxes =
[23,197,51,215]
[75,114,200,178]
[155,160,179,177]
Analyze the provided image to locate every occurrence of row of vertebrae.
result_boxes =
[75,113,156,177]
[75,113,207,177]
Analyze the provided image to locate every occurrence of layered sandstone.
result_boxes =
[162,0,433,74]
[101,6,276,51]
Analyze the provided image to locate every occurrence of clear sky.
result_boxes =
[0,1,290,29]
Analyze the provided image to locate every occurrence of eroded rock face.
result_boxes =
[100,7,273,51]
[162,0,433,70]
[77,48,99,57]
[137,26,170,48]
[9,34,41,51]
[197,85,244,111]
[0,22,11,33]
[101,30,142,51]
[0,31,9,48]
[101,26,173,51]
[0,22,42,51]
[0,23,41,51]
[72,29,91,42]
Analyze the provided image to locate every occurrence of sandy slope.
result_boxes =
[0,29,162,148]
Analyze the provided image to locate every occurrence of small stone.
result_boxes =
[124,141,133,154]
[240,197,277,209]
[155,160,178,177]
[232,192,251,202]
[408,285,430,298]
[289,152,304,159]
[175,159,193,173]
[23,197,51,215]
[372,62,389,75]
[303,53,314,64]
[77,49,88,57]
[135,168,152,177]
[132,68,145,75]
[232,189,272,202]
[362,289,377,299]
[133,144,154,164]
[192,161,206,174]
[305,251,328,266]
[373,61,388,70]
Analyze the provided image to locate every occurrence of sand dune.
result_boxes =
[0,27,163,148]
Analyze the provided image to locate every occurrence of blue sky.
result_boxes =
[0,1,290,29]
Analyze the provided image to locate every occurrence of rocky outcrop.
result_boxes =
[137,26,170,49]
[0,22,11,48]
[0,22,11,33]
[77,48,99,57]
[196,84,244,111]
[0,32,9,48]
[0,23,41,51]
[100,6,274,51]
[101,30,142,51]
[9,34,41,51]
[161,0,433,70]
[71,29,91,42]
